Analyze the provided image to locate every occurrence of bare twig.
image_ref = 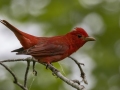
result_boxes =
[69,56,88,84]
[0,61,27,90]
[1,58,33,63]
[24,60,30,87]
[41,63,85,90]
[0,58,86,90]
[32,61,37,76]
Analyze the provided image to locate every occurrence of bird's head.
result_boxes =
[67,27,95,49]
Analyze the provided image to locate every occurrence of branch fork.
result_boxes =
[0,56,87,90]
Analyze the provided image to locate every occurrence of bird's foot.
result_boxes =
[52,68,59,78]
[46,63,53,69]
[46,63,59,77]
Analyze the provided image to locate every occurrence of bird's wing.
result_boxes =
[16,40,69,56]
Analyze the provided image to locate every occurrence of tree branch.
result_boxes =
[24,60,30,88]
[69,56,88,84]
[0,61,27,90]
[32,61,37,76]
[42,63,85,90]
[0,57,86,90]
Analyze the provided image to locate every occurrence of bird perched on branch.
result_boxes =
[0,20,95,65]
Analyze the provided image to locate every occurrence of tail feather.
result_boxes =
[11,47,28,55]
[11,47,24,52]
[0,19,40,49]
[0,20,21,34]
[0,20,35,37]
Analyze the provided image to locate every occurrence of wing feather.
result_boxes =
[17,40,69,56]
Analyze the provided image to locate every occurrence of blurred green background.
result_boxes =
[0,0,120,90]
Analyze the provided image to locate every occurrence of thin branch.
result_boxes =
[0,58,86,90]
[32,61,37,76]
[69,56,88,84]
[24,60,30,87]
[1,58,33,63]
[0,61,27,90]
[41,63,85,90]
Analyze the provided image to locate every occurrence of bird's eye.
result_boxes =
[77,34,82,38]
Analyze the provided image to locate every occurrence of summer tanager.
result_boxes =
[0,20,95,64]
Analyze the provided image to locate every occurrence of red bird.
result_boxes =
[0,20,95,65]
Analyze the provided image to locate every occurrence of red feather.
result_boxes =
[0,20,95,64]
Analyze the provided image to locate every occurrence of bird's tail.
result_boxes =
[0,20,39,49]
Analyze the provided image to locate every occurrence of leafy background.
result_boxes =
[0,0,120,90]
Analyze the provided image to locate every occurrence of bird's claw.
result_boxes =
[46,63,59,77]
[46,64,49,69]
[46,63,53,69]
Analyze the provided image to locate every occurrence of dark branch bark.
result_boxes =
[32,61,37,76]
[24,60,30,87]
[69,56,88,84]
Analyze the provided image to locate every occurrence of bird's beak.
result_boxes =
[85,37,96,41]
